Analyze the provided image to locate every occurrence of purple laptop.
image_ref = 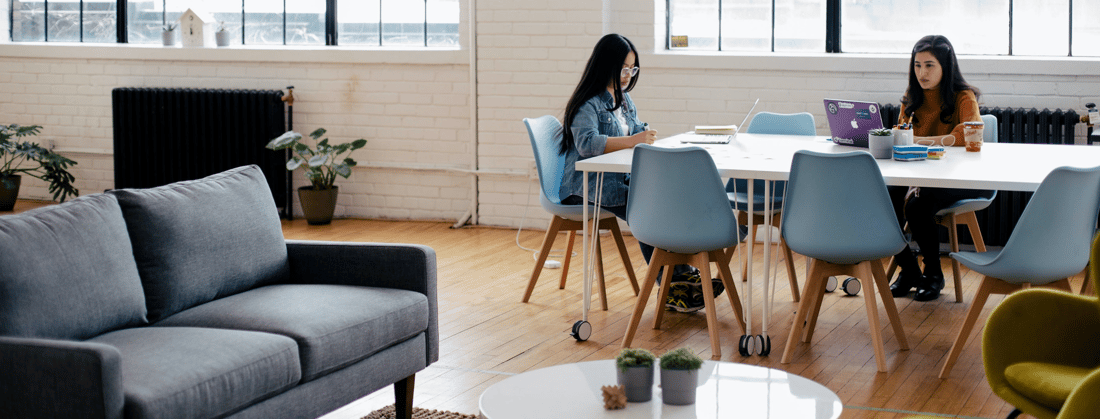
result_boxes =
[823,99,885,148]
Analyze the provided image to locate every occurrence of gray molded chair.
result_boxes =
[887,113,1000,303]
[521,116,639,310]
[620,144,746,358]
[939,164,1100,378]
[779,150,910,373]
[726,112,816,302]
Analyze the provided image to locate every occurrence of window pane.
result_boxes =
[47,0,80,42]
[1014,1,1068,56]
[127,0,162,44]
[286,0,324,45]
[339,0,381,45]
[426,0,458,47]
[245,0,283,45]
[13,0,46,42]
[1073,1,1100,56]
[774,0,824,52]
[84,0,117,43]
[670,0,718,50]
[382,0,425,46]
[720,0,770,52]
[841,0,1009,54]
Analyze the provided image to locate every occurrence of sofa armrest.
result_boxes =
[0,336,124,419]
[285,240,439,364]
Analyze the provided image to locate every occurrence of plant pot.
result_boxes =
[868,134,893,159]
[615,365,654,402]
[162,30,177,46]
[215,31,231,47]
[0,175,20,211]
[298,186,338,225]
[660,368,699,405]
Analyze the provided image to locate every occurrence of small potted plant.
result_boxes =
[615,348,656,402]
[266,128,366,225]
[659,347,704,405]
[215,21,231,47]
[868,127,893,159]
[0,124,79,211]
[162,23,177,46]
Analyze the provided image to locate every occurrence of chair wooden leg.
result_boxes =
[523,217,563,302]
[652,255,677,330]
[1038,278,1073,293]
[559,230,575,289]
[713,248,746,334]
[801,268,829,344]
[886,256,899,283]
[961,212,988,253]
[596,237,608,311]
[607,220,640,295]
[1083,266,1095,295]
[783,259,825,364]
[856,262,888,372]
[394,374,415,419]
[780,239,801,302]
[694,252,722,358]
[940,276,1022,378]
[869,259,909,350]
[939,214,963,303]
[622,252,666,350]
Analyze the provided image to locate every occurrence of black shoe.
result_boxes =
[914,273,945,302]
[890,271,923,298]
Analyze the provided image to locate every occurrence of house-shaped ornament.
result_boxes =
[178,9,216,48]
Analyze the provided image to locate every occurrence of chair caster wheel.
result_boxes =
[570,320,591,342]
[738,335,755,356]
[842,277,861,296]
[825,276,838,293]
[757,335,771,356]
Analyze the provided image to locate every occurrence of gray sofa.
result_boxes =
[0,165,438,419]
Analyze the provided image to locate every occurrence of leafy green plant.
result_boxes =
[869,128,892,136]
[659,347,703,370]
[266,128,367,190]
[0,124,78,202]
[616,348,656,373]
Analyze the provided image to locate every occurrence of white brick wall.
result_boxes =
[2,0,1098,228]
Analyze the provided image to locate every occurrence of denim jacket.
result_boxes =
[559,90,645,207]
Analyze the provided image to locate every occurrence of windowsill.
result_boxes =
[0,42,466,64]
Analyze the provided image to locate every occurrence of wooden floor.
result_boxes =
[286,218,1077,419]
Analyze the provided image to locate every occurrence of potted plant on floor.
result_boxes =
[266,128,366,225]
[615,347,656,402]
[659,347,704,405]
[0,124,79,211]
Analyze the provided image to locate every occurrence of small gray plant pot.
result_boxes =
[162,30,176,46]
[615,365,654,402]
[215,31,231,47]
[660,368,699,405]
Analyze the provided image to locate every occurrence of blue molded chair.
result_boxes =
[939,164,1100,378]
[620,144,746,357]
[779,150,910,372]
[727,112,816,302]
[888,114,1001,303]
[521,116,639,309]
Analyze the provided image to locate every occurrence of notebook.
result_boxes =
[680,98,760,144]
[823,98,885,148]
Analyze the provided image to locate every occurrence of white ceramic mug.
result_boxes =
[892,129,913,146]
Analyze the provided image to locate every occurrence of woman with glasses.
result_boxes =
[888,34,984,302]
[558,34,718,313]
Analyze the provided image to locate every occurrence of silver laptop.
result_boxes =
[680,98,760,144]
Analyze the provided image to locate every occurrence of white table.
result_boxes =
[575,133,1100,350]
[478,360,843,419]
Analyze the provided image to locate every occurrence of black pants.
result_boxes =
[888,186,987,276]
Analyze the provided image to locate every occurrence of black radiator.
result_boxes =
[112,88,291,218]
[879,104,1082,247]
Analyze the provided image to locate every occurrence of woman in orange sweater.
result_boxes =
[889,35,984,302]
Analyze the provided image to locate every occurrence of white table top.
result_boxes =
[478,360,842,419]
[576,133,1100,192]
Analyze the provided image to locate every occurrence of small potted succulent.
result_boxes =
[0,124,79,211]
[266,128,366,225]
[659,347,704,405]
[215,21,231,47]
[615,348,656,402]
[162,23,177,46]
[868,127,893,159]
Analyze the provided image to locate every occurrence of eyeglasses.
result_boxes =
[620,67,639,77]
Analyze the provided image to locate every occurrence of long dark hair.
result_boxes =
[560,34,639,155]
[901,35,981,124]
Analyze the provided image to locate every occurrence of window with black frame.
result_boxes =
[7,0,459,47]
[666,0,1100,56]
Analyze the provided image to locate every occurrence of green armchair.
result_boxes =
[982,233,1100,419]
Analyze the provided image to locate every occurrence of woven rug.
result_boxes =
[360,405,478,419]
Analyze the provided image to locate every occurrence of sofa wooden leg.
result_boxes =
[394,374,415,419]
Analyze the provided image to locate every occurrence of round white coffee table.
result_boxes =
[479,360,842,418]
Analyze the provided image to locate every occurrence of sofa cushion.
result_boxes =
[1004,361,1093,411]
[89,326,301,419]
[155,284,429,382]
[0,194,147,340]
[110,165,289,322]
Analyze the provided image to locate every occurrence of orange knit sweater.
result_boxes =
[898,89,980,147]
